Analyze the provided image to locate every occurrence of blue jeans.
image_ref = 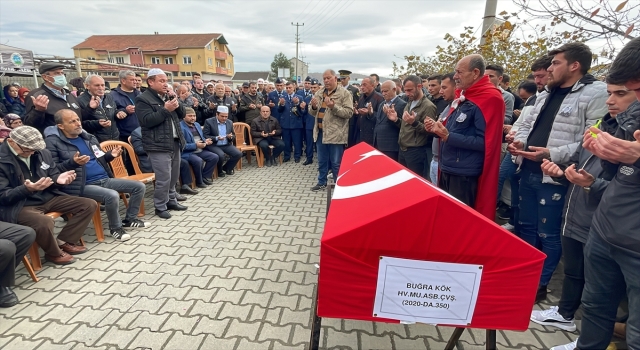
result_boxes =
[510,170,521,230]
[578,228,639,350]
[84,178,146,230]
[316,130,345,186]
[282,128,303,160]
[518,169,567,286]
[497,155,518,203]
[430,158,438,184]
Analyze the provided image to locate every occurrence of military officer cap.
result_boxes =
[304,76,312,82]
[242,82,250,87]
[275,77,284,84]
[311,78,319,85]
[338,70,352,80]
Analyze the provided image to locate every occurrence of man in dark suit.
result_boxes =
[203,106,242,176]
[373,80,407,161]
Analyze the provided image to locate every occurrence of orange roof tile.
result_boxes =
[72,33,227,52]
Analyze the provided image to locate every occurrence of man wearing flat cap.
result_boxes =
[135,68,187,219]
[24,62,82,134]
[203,105,242,176]
[0,126,97,265]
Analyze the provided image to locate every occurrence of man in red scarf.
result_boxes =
[425,54,505,220]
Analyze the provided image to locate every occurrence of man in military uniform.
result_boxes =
[339,70,361,148]
[266,78,286,124]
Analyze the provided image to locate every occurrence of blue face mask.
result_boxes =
[50,75,67,88]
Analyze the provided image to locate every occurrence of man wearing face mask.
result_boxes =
[76,75,119,142]
[24,63,82,134]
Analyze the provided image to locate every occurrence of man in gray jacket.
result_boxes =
[508,42,608,302]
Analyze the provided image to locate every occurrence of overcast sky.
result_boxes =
[2,0,524,77]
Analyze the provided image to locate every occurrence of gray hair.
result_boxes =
[84,74,104,85]
[118,70,135,82]
[324,69,337,77]
[468,54,486,76]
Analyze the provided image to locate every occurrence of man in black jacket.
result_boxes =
[45,109,148,241]
[373,80,406,161]
[24,63,83,134]
[0,126,96,265]
[0,222,35,308]
[251,106,284,167]
[77,75,119,142]
[203,106,241,176]
[135,68,187,219]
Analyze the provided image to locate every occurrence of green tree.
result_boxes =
[392,13,585,84]
[270,52,293,81]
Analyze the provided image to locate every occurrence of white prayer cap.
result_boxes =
[147,68,165,77]
[217,105,229,113]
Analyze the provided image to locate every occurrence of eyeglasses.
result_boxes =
[15,142,36,154]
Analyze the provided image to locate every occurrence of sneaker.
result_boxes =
[122,219,150,229]
[531,306,577,331]
[110,228,131,242]
[501,223,515,232]
[550,339,578,350]
[311,184,327,191]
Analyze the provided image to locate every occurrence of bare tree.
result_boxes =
[513,0,638,57]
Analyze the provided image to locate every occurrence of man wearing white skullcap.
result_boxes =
[202,105,242,176]
[134,68,187,219]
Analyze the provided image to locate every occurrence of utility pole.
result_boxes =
[480,0,498,45]
[291,22,304,82]
[301,55,307,78]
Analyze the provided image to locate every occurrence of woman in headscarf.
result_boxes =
[0,113,19,142]
[2,85,25,117]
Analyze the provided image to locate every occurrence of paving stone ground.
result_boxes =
[0,156,624,349]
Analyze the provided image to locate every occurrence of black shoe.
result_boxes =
[266,158,273,167]
[167,203,188,211]
[295,159,300,163]
[535,285,548,303]
[0,287,18,308]
[283,158,290,163]
[196,183,207,189]
[180,185,198,195]
[303,159,313,165]
[100,205,105,212]
[311,184,327,191]
[272,157,279,166]
[218,171,226,178]
[155,209,172,219]
[496,202,511,220]
[225,169,235,175]
[203,178,213,185]
[176,193,188,201]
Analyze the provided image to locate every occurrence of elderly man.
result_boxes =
[279,81,305,162]
[425,54,505,219]
[251,106,284,167]
[203,106,242,176]
[44,109,148,242]
[509,43,608,302]
[0,222,35,307]
[24,63,82,134]
[308,69,354,191]
[136,68,187,219]
[111,70,141,144]
[206,83,237,122]
[238,82,263,125]
[373,80,407,161]
[180,107,218,187]
[77,75,119,142]
[355,77,385,146]
[0,126,97,265]
[386,75,437,177]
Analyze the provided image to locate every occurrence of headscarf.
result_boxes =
[3,113,21,128]
[17,88,30,103]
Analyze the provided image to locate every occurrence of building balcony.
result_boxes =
[148,63,179,72]
[214,51,228,60]
[216,67,230,75]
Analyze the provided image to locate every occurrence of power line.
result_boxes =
[296,0,315,23]
[304,0,338,32]
[304,0,354,38]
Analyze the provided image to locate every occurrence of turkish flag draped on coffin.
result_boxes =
[318,142,545,331]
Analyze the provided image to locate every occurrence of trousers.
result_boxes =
[0,222,35,287]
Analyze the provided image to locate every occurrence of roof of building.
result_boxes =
[231,71,270,82]
[72,33,228,51]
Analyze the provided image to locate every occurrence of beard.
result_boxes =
[547,71,568,89]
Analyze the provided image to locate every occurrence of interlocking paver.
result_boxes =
[0,160,589,350]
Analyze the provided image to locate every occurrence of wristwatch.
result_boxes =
[582,179,596,193]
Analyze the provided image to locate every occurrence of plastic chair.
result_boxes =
[232,122,262,169]
[258,144,284,166]
[101,140,155,217]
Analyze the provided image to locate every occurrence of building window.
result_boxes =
[206,44,212,51]
[208,58,213,66]
[87,57,96,61]
[115,57,125,64]
[227,63,231,69]
[107,57,114,63]
[183,56,192,64]
[164,57,174,64]
[179,72,192,77]
[151,56,160,64]
[216,61,221,67]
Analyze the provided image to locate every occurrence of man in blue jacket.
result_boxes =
[44,109,148,242]
[278,81,304,163]
[300,79,320,165]
[180,108,218,188]
[266,78,286,123]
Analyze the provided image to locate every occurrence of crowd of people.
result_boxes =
[0,36,639,350]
